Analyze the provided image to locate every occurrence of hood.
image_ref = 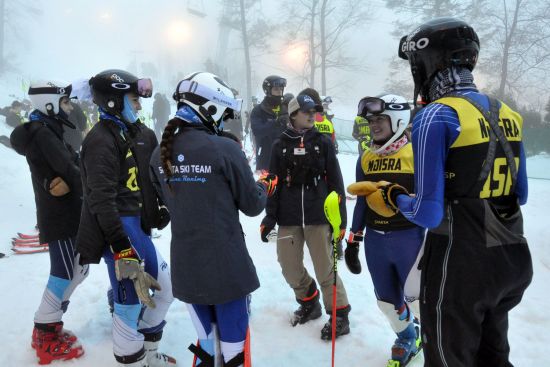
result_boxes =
[9,121,44,156]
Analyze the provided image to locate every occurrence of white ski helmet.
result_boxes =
[28,80,72,116]
[357,93,411,154]
[173,71,242,133]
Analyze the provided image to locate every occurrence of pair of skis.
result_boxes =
[11,232,49,255]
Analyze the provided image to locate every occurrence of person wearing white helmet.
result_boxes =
[9,80,88,364]
[345,94,424,366]
[150,71,277,367]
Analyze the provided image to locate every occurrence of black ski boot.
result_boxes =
[290,280,323,326]
[321,305,351,340]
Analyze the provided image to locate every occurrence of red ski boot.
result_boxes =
[32,321,78,349]
[32,322,84,365]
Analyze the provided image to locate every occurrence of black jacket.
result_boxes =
[150,120,266,304]
[250,99,289,170]
[10,112,82,244]
[77,118,142,264]
[264,128,347,230]
[130,121,165,234]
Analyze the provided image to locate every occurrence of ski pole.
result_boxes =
[324,191,342,367]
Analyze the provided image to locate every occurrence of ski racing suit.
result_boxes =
[77,111,173,363]
[395,85,532,366]
[350,138,424,344]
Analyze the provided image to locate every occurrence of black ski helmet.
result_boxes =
[282,92,294,105]
[398,17,479,103]
[89,69,152,116]
[262,75,287,96]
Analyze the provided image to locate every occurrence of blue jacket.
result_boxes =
[150,120,267,304]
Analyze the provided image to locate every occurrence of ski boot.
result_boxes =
[141,331,177,366]
[32,321,78,349]
[387,318,422,367]
[321,305,351,340]
[290,280,322,326]
[32,322,84,365]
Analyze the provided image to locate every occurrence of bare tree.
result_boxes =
[477,0,550,100]
[282,0,371,95]
[221,0,274,110]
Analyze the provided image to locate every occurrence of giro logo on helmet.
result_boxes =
[401,37,429,53]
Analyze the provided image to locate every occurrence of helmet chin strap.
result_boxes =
[198,105,221,135]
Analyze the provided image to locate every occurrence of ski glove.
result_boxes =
[49,177,70,197]
[345,231,364,274]
[114,247,161,309]
[365,181,409,218]
[260,216,276,243]
[157,205,170,230]
[257,171,278,197]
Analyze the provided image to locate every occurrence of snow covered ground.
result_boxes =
[0,135,548,366]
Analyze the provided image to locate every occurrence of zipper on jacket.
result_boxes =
[301,184,305,227]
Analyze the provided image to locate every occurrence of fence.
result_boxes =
[334,118,550,157]
[333,117,358,155]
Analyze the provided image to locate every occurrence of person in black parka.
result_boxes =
[10,81,87,364]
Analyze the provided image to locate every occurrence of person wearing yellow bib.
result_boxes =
[367,18,532,367]
[346,94,423,367]
[352,116,371,154]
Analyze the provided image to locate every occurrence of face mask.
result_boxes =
[121,94,139,123]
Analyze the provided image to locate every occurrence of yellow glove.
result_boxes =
[365,181,409,218]
[347,180,389,196]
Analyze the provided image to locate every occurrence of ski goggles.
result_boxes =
[28,84,72,97]
[357,97,410,117]
[136,78,153,98]
[175,79,243,113]
[269,78,287,88]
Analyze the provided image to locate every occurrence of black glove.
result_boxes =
[157,205,170,230]
[345,231,364,274]
[260,216,276,243]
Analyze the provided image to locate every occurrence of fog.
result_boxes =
[2,0,399,119]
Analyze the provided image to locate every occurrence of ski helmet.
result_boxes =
[282,92,294,105]
[398,17,479,104]
[28,81,72,117]
[357,94,411,154]
[88,69,152,119]
[172,71,242,134]
[262,75,287,96]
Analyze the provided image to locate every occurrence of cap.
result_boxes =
[288,94,323,115]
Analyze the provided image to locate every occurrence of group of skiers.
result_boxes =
[8,16,532,367]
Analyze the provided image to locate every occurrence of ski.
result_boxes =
[12,237,40,243]
[12,241,48,248]
[17,232,39,240]
[11,246,49,254]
